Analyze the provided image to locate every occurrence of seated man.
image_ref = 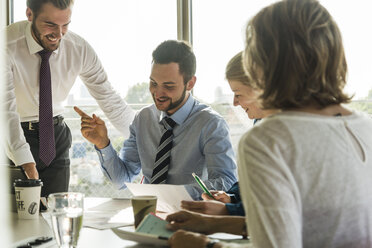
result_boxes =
[75,40,237,199]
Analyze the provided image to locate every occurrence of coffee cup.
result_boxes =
[131,195,157,228]
[14,179,43,219]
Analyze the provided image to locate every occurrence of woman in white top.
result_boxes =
[166,0,372,247]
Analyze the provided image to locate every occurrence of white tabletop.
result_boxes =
[11,197,162,248]
[11,197,248,248]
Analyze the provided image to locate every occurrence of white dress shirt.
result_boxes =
[4,20,135,166]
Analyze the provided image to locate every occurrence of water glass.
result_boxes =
[48,192,84,248]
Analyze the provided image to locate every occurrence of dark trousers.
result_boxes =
[20,116,72,197]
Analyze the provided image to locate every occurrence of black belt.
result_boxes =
[21,115,64,130]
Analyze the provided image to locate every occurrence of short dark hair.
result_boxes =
[27,0,74,17]
[152,40,196,84]
[244,0,351,109]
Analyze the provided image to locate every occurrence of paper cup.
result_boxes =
[14,179,43,219]
[131,195,157,228]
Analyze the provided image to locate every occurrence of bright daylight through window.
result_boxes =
[12,0,372,197]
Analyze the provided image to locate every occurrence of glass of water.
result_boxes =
[48,192,84,248]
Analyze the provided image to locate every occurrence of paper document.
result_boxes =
[83,198,134,229]
[83,207,134,230]
[112,225,252,247]
[125,183,193,212]
[136,213,174,238]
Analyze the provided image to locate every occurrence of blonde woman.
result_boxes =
[181,51,276,217]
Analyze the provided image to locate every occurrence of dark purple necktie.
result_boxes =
[38,50,55,166]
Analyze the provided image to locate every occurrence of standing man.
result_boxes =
[4,0,134,197]
[75,40,237,199]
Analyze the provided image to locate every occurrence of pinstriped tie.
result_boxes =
[38,50,56,166]
[150,117,177,184]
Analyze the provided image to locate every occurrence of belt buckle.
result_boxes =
[28,122,35,130]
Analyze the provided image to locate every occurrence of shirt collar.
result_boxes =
[159,94,195,126]
[25,21,59,55]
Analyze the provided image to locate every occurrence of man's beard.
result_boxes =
[166,85,187,113]
[152,84,188,114]
[31,21,60,52]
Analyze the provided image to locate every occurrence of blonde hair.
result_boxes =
[244,0,351,109]
[225,51,251,87]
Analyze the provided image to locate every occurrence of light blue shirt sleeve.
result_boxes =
[95,121,142,190]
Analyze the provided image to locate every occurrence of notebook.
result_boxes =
[136,213,174,238]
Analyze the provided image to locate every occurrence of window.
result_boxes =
[320,0,372,113]
[192,0,279,151]
[14,0,177,105]
[192,0,372,108]
[11,0,372,197]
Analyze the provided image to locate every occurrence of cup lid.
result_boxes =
[14,179,43,187]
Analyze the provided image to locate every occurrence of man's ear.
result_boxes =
[186,76,196,91]
[26,7,34,22]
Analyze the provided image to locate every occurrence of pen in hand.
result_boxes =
[191,172,215,199]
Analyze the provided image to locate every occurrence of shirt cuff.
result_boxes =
[95,141,117,163]
[8,146,35,166]
[229,194,238,203]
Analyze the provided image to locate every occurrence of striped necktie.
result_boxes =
[38,50,56,166]
[150,117,177,184]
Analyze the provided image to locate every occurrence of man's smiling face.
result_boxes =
[27,2,72,51]
[149,62,193,115]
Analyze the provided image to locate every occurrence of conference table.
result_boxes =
[11,197,162,248]
[11,197,249,248]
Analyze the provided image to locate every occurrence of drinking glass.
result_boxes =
[48,192,84,248]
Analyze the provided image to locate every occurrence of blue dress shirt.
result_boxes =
[96,95,237,199]
[225,182,245,216]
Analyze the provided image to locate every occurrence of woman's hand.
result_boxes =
[202,190,231,203]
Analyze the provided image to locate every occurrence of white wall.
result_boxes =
[0,0,11,246]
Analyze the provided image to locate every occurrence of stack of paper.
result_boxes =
[125,183,193,212]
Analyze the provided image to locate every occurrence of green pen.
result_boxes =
[192,172,215,199]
